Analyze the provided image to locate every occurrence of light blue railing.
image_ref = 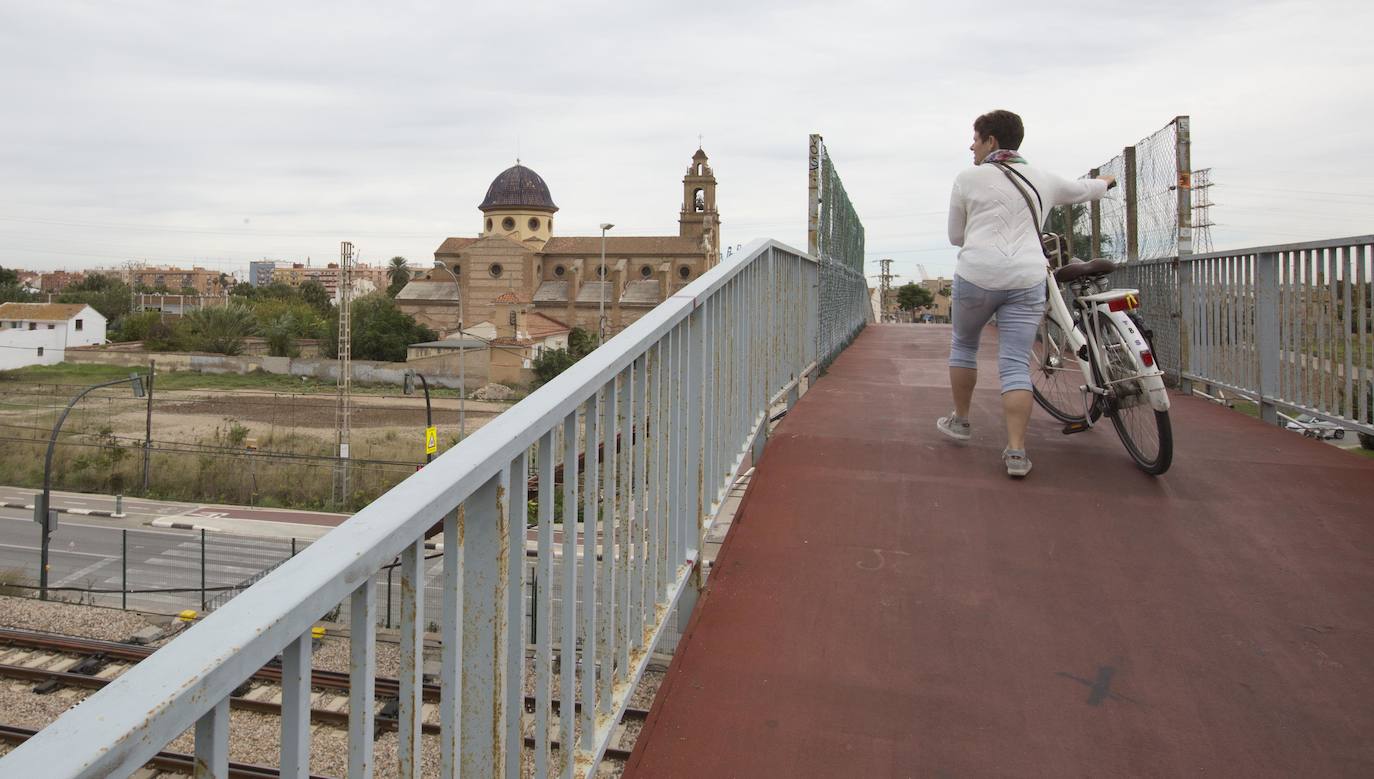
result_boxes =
[1,238,866,778]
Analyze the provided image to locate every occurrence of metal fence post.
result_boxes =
[200,528,207,612]
[121,529,127,610]
[1255,251,1281,425]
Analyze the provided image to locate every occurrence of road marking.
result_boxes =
[53,556,121,588]
[0,542,108,559]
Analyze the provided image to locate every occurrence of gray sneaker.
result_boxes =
[1003,448,1032,477]
[937,413,971,441]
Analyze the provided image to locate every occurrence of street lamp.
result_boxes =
[432,261,466,438]
[403,369,434,464]
[37,373,146,600]
[598,223,614,346]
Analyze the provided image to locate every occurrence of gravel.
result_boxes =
[0,597,661,777]
[0,595,156,642]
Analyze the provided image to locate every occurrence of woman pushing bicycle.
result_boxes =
[938,109,1116,477]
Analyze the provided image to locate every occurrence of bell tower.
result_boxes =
[679,148,720,267]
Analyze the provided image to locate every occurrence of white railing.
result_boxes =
[0,239,848,778]
[1117,235,1373,435]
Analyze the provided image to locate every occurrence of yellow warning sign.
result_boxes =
[424,426,438,455]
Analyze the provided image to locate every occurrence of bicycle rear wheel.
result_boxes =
[1030,315,1087,423]
[1099,314,1172,474]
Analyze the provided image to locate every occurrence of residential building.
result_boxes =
[270,262,390,301]
[0,302,107,369]
[249,260,277,287]
[38,270,85,293]
[129,267,228,295]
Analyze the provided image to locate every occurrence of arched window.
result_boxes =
[485,218,493,231]
[693,188,705,212]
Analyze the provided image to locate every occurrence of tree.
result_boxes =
[567,327,596,358]
[264,313,301,358]
[298,280,332,314]
[111,310,162,343]
[531,347,577,387]
[230,281,256,298]
[182,304,258,355]
[896,283,934,313]
[387,256,411,297]
[0,266,18,285]
[58,275,133,323]
[1045,203,1113,261]
[322,294,436,362]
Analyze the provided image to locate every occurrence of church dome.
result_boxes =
[479,164,558,213]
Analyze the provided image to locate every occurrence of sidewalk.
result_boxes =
[625,323,1374,778]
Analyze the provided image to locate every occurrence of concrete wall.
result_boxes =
[63,347,474,389]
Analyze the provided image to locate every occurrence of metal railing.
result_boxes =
[1,239,846,779]
[1117,235,1373,435]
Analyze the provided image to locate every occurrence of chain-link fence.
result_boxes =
[808,134,871,367]
[1062,117,1190,264]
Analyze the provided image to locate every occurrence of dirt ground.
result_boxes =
[1,387,515,448]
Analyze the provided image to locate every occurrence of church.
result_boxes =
[397,148,721,348]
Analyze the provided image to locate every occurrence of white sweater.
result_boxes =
[947,162,1108,290]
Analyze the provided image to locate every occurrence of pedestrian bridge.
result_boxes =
[2,235,1372,777]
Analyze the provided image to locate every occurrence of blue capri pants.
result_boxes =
[948,275,1047,393]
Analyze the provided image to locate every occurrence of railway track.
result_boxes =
[0,724,330,778]
[0,627,647,766]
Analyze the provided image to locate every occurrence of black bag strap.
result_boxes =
[990,161,1044,228]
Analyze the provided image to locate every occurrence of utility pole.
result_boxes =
[333,241,353,507]
[878,258,894,322]
[142,359,154,492]
[1191,167,1215,255]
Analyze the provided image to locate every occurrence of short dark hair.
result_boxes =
[974,110,1024,150]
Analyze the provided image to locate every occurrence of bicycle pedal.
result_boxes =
[1061,421,1092,435]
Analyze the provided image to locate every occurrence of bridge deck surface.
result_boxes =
[625,323,1374,778]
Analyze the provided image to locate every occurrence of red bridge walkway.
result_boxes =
[625,323,1374,778]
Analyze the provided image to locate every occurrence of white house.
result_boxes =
[0,303,107,370]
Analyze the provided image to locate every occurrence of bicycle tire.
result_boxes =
[1030,315,1087,423]
[1098,314,1173,474]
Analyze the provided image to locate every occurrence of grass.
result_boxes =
[0,362,472,397]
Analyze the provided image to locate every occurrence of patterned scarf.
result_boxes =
[981,149,1026,165]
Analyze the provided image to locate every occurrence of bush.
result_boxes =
[531,348,577,387]
[111,310,163,343]
[182,304,258,355]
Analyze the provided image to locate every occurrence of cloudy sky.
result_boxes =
[1,0,1370,285]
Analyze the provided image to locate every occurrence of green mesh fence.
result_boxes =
[808,134,870,366]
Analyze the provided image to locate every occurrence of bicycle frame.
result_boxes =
[1043,269,1171,418]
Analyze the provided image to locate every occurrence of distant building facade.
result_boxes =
[129,267,227,295]
[38,270,86,293]
[398,148,721,341]
[249,260,277,287]
[0,303,106,369]
[269,262,389,301]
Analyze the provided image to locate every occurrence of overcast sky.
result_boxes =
[1,0,1370,285]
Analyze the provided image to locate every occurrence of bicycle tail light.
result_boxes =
[1140,350,1155,367]
[1108,294,1140,312]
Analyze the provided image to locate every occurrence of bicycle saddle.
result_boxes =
[1054,258,1116,284]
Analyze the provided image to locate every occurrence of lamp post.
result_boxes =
[38,373,146,600]
[403,369,434,464]
[432,261,466,438]
[598,222,614,346]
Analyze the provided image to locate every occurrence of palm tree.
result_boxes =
[387,256,411,291]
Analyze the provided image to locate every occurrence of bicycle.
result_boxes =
[1029,257,1173,474]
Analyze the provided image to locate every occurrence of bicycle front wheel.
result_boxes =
[1030,315,1087,423]
[1099,315,1173,474]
